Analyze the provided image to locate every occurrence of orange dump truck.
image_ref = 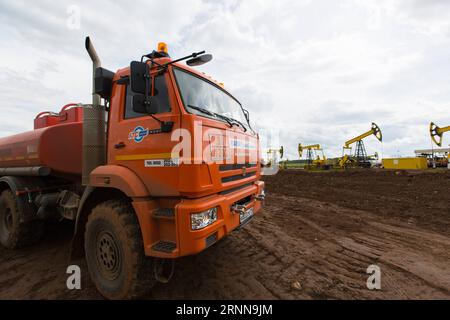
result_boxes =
[0,37,264,299]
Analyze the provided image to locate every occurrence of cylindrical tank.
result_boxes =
[0,122,82,177]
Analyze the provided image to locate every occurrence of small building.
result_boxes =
[382,157,428,170]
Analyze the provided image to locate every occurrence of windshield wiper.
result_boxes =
[187,105,233,127]
[187,104,214,116]
[187,105,248,132]
[229,118,247,132]
[216,113,247,132]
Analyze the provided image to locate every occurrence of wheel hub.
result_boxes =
[96,231,121,280]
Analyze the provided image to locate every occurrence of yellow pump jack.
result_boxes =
[430,122,450,167]
[340,123,382,168]
[298,143,330,170]
[265,146,284,168]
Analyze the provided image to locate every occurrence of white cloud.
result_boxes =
[0,0,449,159]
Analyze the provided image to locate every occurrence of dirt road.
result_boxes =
[0,169,449,299]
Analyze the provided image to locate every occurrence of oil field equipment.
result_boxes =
[340,122,382,168]
[382,157,428,170]
[429,122,450,168]
[368,152,379,161]
[298,143,329,169]
[430,122,450,147]
[265,146,284,167]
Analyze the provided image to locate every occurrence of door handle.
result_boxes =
[114,142,126,149]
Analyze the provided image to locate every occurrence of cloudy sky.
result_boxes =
[1,0,449,159]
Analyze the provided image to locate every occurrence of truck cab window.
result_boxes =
[124,75,170,119]
[124,85,144,119]
[153,75,171,113]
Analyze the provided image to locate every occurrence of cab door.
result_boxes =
[108,71,181,196]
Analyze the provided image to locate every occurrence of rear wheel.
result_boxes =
[0,190,43,249]
[84,199,156,299]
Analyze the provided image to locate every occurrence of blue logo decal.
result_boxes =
[128,126,149,143]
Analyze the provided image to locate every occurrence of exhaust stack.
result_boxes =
[83,36,106,185]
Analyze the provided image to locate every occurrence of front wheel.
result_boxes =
[84,199,156,299]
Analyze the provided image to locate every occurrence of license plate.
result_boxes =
[240,208,254,224]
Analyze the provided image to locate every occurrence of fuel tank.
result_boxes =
[0,105,83,178]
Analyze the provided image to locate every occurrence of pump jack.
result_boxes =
[430,122,450,168]
[430,122,450,147]
[298,143,329,169]
[340,123,382,168]
[266,146,283,167]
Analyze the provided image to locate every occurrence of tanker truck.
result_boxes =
[0,37,265,299]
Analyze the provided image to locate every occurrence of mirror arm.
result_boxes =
[141,55,169,75]
[163,51,205,67]
[141,50,207,73]
[141,54,164,67]
[144,73,150,100]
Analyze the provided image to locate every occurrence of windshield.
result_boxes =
[173,68,249,128]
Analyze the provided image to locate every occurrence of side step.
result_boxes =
[152,241,177,253]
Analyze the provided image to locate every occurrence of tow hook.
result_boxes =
[255,190,265,201]
[231,204,246,215]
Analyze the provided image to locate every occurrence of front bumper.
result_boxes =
[175,180,264,257]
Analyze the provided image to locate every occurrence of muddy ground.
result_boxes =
[0,169,449,299]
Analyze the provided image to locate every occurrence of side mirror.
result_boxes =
[132,94,160,114]
[186,54,213,66]
[130,61,148,94]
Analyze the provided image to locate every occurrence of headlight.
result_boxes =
[191,207,218,230]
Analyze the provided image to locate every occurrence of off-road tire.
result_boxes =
[0,190,44,249]
[84,199,156,300]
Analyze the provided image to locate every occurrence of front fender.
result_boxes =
[70,166,149,259]
[89,165,149,197]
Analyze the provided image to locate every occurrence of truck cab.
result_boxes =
[90,45,265,258]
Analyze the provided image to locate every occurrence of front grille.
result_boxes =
[221,172,256,183]
[219,182,253,195]
[219,163,257,171]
